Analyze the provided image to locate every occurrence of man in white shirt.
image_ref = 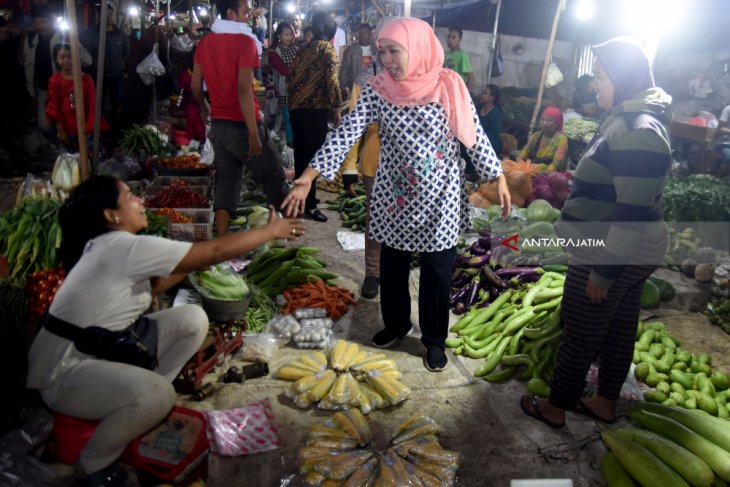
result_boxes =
[330,12,347,59]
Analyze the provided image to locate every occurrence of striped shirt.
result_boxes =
[555,88,673,287]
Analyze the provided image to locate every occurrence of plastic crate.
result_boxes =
[169,222,213,242]
[144,185,209,198]
[150,208,213,242]
[150,208,213,224]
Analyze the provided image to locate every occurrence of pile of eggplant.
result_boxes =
[449,229,564,315]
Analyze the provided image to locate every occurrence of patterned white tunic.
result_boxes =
[310,84,503,252]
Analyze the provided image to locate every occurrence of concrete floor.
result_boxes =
[38,193,730,487]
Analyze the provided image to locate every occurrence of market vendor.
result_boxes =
[520,37,671,429]
[573,74,599,117]
[516,106,569,171]
[27,176,304,487]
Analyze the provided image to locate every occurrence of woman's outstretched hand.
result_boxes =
[280,178,310,217]
[265,206,306,239]
[496,174,511,218]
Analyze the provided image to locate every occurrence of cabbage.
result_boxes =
[526,199,556,223]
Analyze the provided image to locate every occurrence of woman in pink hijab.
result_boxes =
[282,17,509,372]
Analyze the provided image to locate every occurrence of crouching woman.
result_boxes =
[27,176,304,486]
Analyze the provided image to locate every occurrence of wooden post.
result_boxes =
[485,0,502,84]
[528,0,565,134]
[65,0,91,181]
[92,0,109,168]
[403,0,411,17]
[268,0,274,47]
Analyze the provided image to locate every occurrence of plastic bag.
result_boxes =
[15,174,66,206]
[51,153,81,191]
[292,318,334,349]
[584,363,642,401]
[265,314,300,340]
[200,126,214,166]
[545,62,563,88]
[170,33,195,53]
[238,332,287,363]
[204,398,283,456]
[478,160,539,208]
[136,50,166,86]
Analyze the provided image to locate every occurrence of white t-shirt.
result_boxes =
[333,27,347,60]
[27,232,192,389]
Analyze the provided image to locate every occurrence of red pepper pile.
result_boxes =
[26,267,65,320]
[146,187,209,208]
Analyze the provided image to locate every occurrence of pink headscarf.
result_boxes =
[368,18,477,147]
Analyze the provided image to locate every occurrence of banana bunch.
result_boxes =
[277,340,410,413]
[299,410,461,486]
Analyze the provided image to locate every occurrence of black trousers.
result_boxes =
[549,235,667,408]
[290,108,329,210]
[380,244,456,350]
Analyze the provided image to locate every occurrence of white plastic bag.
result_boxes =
[136,49,166,86]
[545,62,563,88]
[170,33,195,53]
[51,153,80,191]
[200,126,214,165]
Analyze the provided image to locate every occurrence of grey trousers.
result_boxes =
[40,304,208,474]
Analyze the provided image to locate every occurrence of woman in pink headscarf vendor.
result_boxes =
[516,106,569,171]
[281,18,509,372]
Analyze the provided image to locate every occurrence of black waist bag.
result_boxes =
[44,314,159,370]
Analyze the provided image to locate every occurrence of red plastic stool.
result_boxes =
[52,412,100,464]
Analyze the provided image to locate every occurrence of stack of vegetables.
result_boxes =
[705,297,730,334]
[277,340,410,412]
[299,410,460,486]
[663,175,730,223]
[244,284,278,333]
[326,186,368,232]
[632,322,730,418]
[449,222,568,315]
[281,279,356,319]
[526,172,572,209]
[139,210,169,237]
[245,246,338,297]
[192,265,251,301]
[146,186,210,208]
[0,199,63,325]
[316,167,345,193]
[663,226,717,285]
[601,403,730,485]
[120,125,173,158]
[26,267,65,320]
[447,272,564,395]
[563,117,599,164]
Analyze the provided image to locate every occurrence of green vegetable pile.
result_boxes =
[0,199,61,281]
[663,175,730,222]
[705,297,730,334]
[326,185,368,232]
[633,321,730,417]
[446,271,566,395]
[193,265,251,301]
[245,284,277,333]
[563,117,599,143]
[120,125,173,157]
[138,210,169,237]
[245,246,338,297]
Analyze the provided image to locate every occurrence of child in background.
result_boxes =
[45,43,108,152]
[268,22,297,144]
[443,27,473,93]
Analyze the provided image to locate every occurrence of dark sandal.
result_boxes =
[520,394,565,429]
[570,399,617,424]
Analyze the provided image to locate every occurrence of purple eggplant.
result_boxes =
[452,272,471,288]
[477,299,492,308]
[482,264,508,288]
[470,240,487,255]
[453,254,470,268]
[466,254,491,268]
[468,275,481,305]
[488,246,506,268]
[495,266,542,278]
[511,272,541,285]
[450,286,470,307]
[454,302,467,314]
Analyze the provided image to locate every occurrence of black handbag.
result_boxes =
[44,314,159,370]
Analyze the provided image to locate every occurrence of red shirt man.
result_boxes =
[192,0,287,235]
